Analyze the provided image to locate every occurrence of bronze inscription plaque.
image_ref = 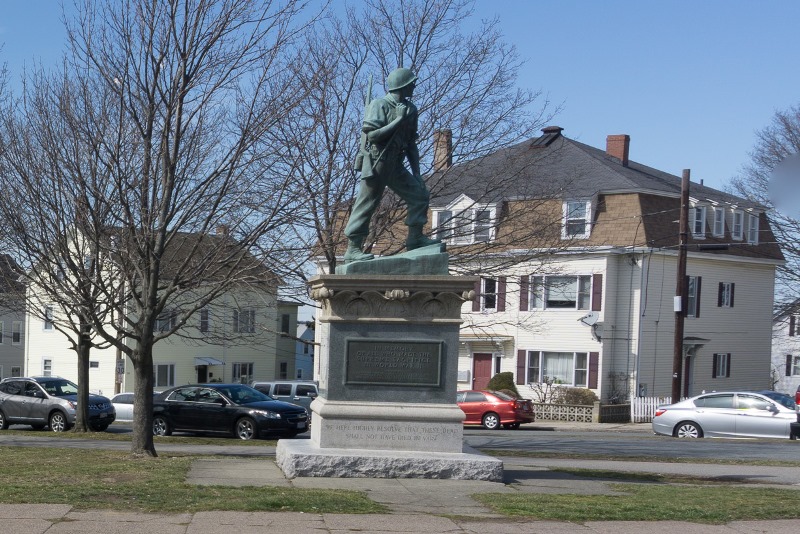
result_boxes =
[345,339,443,386]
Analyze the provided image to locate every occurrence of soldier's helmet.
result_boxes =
[386,68,418,91]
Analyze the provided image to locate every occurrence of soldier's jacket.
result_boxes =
[363,93,419,167]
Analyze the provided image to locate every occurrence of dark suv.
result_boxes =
[0,376,115,432]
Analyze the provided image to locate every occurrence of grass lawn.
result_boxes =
[473,483,800,523]
[0,447,384,514]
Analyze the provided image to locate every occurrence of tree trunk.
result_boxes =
[130,344,157,457]
[73,337,91,432]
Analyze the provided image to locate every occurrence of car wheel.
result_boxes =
[0,410,7,430]
[674,421,703,438]
[235,417,256,440]
[482,412,501,430]
[152,416,172,436]
[49,411,69,432]
[503,423,521,430]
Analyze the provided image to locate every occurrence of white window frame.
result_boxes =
[433,206,495,245]
[279,361,288,379]
[714,353,730,378]
[11,366,21,377]
[686,276,700,318]
[155,309,177,333]
[43,358,52,377]
[154,363,175,388]
[562,200,591,239]
[232,362,254,384]
[480,277,497,312]
[199,309,209,333]
[719,282,733,308]
[11,321,22,345]
[731,210,744,240]
[691,206,707,238]
[529,275,592,311]
[234,308,256,334]
[747,213,759,244]
[712,207,725,237]
[43,306,54,331]
[792,356,800,376]
[526,350,589,387]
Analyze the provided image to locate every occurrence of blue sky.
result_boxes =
[2,0,799,192]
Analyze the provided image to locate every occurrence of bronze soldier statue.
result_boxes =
[344,67,441,262]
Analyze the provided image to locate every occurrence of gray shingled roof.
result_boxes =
[429,130,762,210]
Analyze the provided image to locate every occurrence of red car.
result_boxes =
[456,390,535,430]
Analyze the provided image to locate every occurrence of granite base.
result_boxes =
[276,440,503,481]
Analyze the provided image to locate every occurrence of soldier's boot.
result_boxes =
[344,238,374,262]
[406,226,442,251]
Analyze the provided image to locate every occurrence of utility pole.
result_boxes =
[672,169,690,401]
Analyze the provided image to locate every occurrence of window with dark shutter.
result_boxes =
[497,277,506,312]
[519,276,529,311]
[787,355,793,377]
[588,352,599,389]
[516,350,526,385]
[591,274,603,311]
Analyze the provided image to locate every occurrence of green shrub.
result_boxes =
[486,372,520,398]
[552,387,598,405]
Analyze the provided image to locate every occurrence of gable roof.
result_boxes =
[429,128,762,211]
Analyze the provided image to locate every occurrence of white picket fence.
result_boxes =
[630,396,675,423]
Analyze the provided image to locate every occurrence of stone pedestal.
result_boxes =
[276,273,503,481]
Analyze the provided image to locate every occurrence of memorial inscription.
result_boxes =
[345,339,443,386]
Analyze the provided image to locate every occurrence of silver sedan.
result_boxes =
[652,391,797,439]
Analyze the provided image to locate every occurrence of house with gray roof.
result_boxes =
[429,126,782,402]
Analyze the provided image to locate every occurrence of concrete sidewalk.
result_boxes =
[3,504,799,534]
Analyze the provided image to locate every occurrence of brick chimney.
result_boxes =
[606,134,630,166]
[433,128,453,172]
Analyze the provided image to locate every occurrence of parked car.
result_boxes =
[249,380,318,413]
[456,390,535,430]
[152,383,309,440]
[0,376,115,432]
[652,391,797,439]
[111,392,160,423]
[796,384,800,408]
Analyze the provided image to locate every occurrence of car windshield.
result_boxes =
[38,379,78,397]
[214,385,272,405]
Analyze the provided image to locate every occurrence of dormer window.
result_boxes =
[712,207,725,237]
[747,213,759,244]
[433,206,495,245]
[690,206,707,238]
[731,210,744,240]
[562,200,590,239]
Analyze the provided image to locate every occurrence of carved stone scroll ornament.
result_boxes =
[311,286,473,323]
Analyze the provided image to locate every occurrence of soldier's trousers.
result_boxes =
[344,165,430,241]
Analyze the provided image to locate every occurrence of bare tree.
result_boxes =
[0,0,312,456]
[272,0,558,285]
[729,105,800,306]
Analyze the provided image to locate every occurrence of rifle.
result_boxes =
[354,75,374,179]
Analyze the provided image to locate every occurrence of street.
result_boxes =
[463,426,800,462]
[2,423,798,463]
